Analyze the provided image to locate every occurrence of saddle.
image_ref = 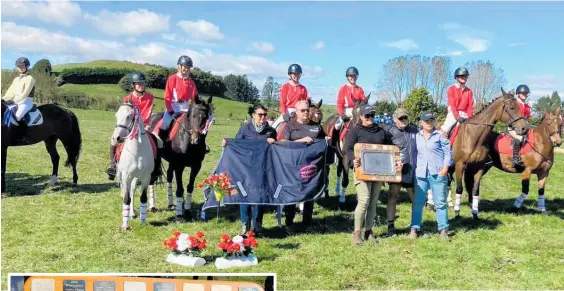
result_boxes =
[152,113,186,142]
[115,132,158,162]
[495,130,535,155]
[3,104,44,127]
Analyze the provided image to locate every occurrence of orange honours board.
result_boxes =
[23,276,265,291]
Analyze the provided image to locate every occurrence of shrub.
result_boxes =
[59,67,135,84]
[118,75,131,93]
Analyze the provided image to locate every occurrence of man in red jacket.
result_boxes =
[509,84,532,167]
[271,64,309,129]
[440,67,475,137]
[335,66,366,130]
[106,72,161,181]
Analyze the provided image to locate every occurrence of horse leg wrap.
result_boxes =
[335,176,341,194]
[148,185,155,209]
[427,190,434,205]
[122,204,130,224]
[447,188,453,207]
[184,192,193,210]
[176,197,183,216]
[339,188,346,203]
[471,195,480,215]
[167,183,173,206]
[538,188,546,212]
[140,203,147,224]
[513,193,527,208]
[454,194,462,211]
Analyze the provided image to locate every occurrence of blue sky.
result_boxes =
[2,1,563,104]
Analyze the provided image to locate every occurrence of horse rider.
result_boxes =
[509,84,532,167]
[380,108,417,236]
[158,55,209,152]
[271,64,309,129]
[334,66,366,130]
[2,57,36,131]
[440,67,475,137]
[106,72,162,182]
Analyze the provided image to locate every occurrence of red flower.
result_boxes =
[233,244,241,251]
[221,234,230,241]
[222,184,228,190]
[198,183,204,189]
[246,231,255,238]
[243,238,250,246]
[219,242,227,249]
[196,231,204,238]
[221,172,227,177]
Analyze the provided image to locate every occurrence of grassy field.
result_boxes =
[52,60,154,73]
[2,108,564,290]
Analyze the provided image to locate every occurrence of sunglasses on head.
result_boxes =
[300,109,310,113]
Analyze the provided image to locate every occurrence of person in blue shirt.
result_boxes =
[410,112,453,241]
[222,104,277,235]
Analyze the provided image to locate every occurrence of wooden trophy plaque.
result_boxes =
[353,143,402,182]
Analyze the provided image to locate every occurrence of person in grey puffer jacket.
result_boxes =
[380,108,418,237]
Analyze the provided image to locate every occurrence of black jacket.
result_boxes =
[345,123,391,168]
[380,123,418,184]
[235,122,277,141]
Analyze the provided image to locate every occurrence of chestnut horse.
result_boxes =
[443,88,530,219]
[464,107,562,213]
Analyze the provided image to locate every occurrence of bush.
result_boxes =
[32,59,52,74]
[145,67,168,89]
[118,75,131,93]
[59,67,135,84]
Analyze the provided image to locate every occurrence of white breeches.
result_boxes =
[271,108,296,129]
[508,129,524,142]
[160,102,190,130]
[15,97,33,121]
[335,108,354,130]
[441,110,468,133]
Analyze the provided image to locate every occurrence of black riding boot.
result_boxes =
[106,144,118,180]
[512,139,523,168]
[158,128,168,142]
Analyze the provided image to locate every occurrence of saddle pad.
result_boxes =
[448,124,460,145]
[152,113,186,141]
[276,122,288,141]
[115,135,157,162]
[495,130,535,155]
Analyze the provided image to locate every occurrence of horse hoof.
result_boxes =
[168,205,176,211]
[183,210,194,221]
[472,214,479,220]
[120,225,131,231]
[149,207,158,213]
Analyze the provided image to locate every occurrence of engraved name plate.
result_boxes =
[94,281,116,291]
[63,280,86,291]
[154,282,176,291]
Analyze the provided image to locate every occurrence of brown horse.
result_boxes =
[445,88,529,219]
[1,100,82,194]
[464,107,562,213]
[322,94,370,204]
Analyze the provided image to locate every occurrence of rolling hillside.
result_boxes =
[52,60,154,73]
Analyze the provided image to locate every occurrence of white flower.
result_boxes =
[176,233,191,251]
[232,235,245,252]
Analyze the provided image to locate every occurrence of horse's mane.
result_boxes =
[473,95,506,116]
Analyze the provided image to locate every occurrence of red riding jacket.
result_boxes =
[517,99,532,119]
[280,82,309,113]
[123,92,154,126]
[164,73,198,112]
[446,84,475,119]
[336,84,366,115]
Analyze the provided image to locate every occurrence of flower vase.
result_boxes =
[166,253,206,267]
[214,254,258,269]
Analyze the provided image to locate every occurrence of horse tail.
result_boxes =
[64,110,82,168]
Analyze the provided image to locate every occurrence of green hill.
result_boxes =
[52,60,153,73]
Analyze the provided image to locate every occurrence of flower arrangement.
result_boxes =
[198,172,237,201]
[218,231,258,258]
[163,230,207,256]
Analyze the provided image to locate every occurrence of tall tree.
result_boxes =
[550,91,561,109]
[32,59,52,74]
[418,56,432,90]
[431,56,452,105]
[377,56,409,103]
[406,55,421,94]
[464,60,507,109]
[261,76,275,108]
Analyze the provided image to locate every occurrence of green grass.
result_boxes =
[52,60,153,73]
[2,109,564,290]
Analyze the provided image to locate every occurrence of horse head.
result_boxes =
[308,98,323,124]
[111,101,139,146]
[544,107,563,147]
[495,87,530,135]
[186,95,213,147]
[351,93,370,124]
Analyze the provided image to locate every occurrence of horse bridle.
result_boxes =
[466,98,525,128]
[115,103,141,138]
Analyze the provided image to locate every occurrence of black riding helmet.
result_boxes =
[177,55,193,67]
[454,67,470,78]
[516,84,530,94]
[288,64,302,75]
[15,57,30,67]
[346,67,359,76]
[129,71,146,84]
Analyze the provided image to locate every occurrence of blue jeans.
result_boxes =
[240,204,259,227]
[411,171,449,231]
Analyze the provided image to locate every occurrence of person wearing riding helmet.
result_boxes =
[271,64,309,129]
[440,67,475,137]
[106,72,162,182]
[335,67,366,130]
[509,84,532,167]
[2,57,36,129]
[159,55,209,152]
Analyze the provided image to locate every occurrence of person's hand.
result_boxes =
[438,167,449,177]
[353,158,361,168]
[266,138,275,144]
[221,139,227,147]
[283,113,291,122]
[457,117,466,124]
[303,136,313,144]
[325,136,331,140]
[396,160,403,168]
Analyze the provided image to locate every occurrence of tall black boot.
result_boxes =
[512,139,523,168]
[106,145,118,180]
[158,128,168,142]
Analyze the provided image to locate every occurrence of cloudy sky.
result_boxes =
[1,1,563,104]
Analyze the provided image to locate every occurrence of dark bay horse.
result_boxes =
[445,88,529,219]
[1,100,82,193]
[322,94,370,204]
[147,95,213,222]
[464,107,562,213]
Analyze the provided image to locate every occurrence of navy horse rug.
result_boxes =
[202,139,328,211]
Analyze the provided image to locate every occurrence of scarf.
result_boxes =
[252,119,266,133]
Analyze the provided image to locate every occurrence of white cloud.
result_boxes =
[248,41,275,53]
[1,22,323,83]
[1,0,82,27]
[312,41,326,51]
[520,75,563,100]
[161,33,218,47]
[441,22,492,53]
[382,39,419,51]
[177,20,224,41]
[85,9,170,36]
[508,42,525,46]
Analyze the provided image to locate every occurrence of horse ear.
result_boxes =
[316,99,323,108]
[207,94,213,105]
[501,87,507,96]
[508,89,515,96]
[366,93,371,102]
